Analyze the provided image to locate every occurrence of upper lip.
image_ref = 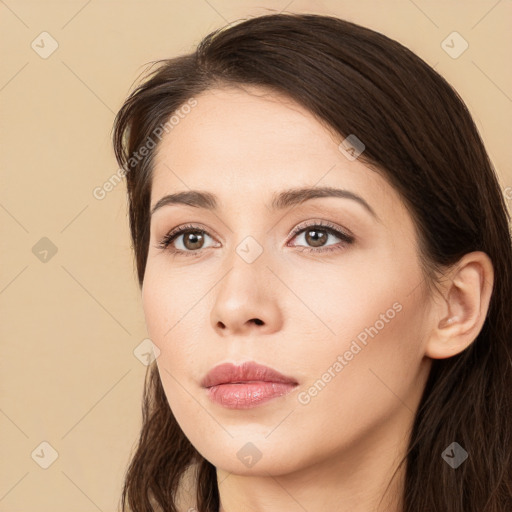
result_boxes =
[201,361,298,388]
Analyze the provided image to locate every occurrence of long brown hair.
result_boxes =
[112,13,512,512]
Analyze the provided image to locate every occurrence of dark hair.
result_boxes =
[112,12,512,512]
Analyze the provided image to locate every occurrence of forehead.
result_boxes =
[150,86,403,221]
[153,85,339,172]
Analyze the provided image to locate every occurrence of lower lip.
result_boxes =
[205,381,297,409]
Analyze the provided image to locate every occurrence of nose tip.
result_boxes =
[210,261,283,336]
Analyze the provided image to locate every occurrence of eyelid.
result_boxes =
[163,222,219,243]
[287,219,354,243]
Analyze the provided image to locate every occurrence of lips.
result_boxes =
[201,361,298,388]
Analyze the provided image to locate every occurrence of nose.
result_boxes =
[210,256,283,337]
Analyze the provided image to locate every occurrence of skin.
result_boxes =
[141,85,494,512]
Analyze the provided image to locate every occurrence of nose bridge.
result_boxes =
[222,208,272,272]
[218,236,269,308]
[210,237,282,335]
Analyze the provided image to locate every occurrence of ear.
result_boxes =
[425,251,494,359]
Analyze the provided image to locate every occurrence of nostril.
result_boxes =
[251,318,264,325]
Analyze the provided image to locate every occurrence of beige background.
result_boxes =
[1,0,511,511]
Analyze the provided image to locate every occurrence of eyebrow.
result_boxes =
[150,186,377,219]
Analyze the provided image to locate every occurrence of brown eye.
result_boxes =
[182,230,205,250]
[304,228,328,247]
[157,224,218,256]
[288,222,354,254]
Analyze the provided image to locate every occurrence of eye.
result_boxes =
[156,223,218,257]
[287,220,354,254]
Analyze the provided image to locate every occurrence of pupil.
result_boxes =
[185,231,203,250]
[306,229,326,247]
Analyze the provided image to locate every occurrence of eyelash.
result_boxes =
[155,220,355,258]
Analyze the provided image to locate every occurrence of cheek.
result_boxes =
[281,259,402,356]
[141,262,215,386]
[292,287,428,457]
[291,258,427,402]
[141,270,205,414]
[141,279,172,348]
[142,261,201,343]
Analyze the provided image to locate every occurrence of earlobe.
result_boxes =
[425,251,494,360]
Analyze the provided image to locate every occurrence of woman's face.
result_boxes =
[142,85,434,476]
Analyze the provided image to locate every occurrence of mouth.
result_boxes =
[201,361,298,409]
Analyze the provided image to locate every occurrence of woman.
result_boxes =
[112,12,512,512]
